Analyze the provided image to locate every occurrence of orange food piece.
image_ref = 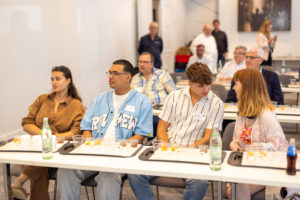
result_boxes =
[281,107,285,110]
[224,105,228,108]
[247,151,255,156]
[171,146,179,152]
[85,141,91,145]
[94,139,103,145]
[160,145,168,151]
[258,150,267,156]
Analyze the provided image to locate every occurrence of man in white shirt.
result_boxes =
[187,44,211,68]
[190,24,218,73]
[128,62,224,200]
[217,45,247,82]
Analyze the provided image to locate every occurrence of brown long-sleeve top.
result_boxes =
[21,93,85,135]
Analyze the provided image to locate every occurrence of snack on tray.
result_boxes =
[160,144,168,151]
[13,138,21,144]
[258,150,267,156]
[94,139,103,145]
[247,151,255,156]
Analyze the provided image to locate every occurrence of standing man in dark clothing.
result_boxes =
[138,22,163,69]
[212,19,228,67]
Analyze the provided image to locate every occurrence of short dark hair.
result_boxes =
[186,63,212,85]
[112,59,134,77]
[212,19,220,24]
[140,52,154,63]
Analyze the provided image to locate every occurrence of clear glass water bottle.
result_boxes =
[41,117,53,160]
[210,127,222,171]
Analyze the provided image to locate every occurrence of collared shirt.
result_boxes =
[80,89,153,139]
[187,54,211,69]
[138,34,163,68]
[159,87,224,146]
[217,60,246,79]
[131,67,176,104]
[22,93,85,135]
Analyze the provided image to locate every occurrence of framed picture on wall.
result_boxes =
[238,0,291,32]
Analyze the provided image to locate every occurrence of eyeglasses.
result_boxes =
[106,71,128,77]
[234,52,245,55]
[138,60,151,64]
[246,56,260,60]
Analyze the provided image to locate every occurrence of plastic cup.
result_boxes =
[72,135,83,148]
[290,79,296,85]
[197,145,208,153]
[56,135,64,144]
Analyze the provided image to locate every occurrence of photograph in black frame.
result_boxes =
[238,0,291,32]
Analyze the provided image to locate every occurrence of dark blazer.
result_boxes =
[226,68,284,105]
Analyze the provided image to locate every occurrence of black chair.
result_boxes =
[149,177,215,200]
[279,75,294,86]
[211,84,228,102]
[81,173,127,200]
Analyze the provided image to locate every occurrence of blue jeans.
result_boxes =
[128,175,209,200]
[58,168,124,200]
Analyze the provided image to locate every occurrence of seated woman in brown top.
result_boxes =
[10,66,85,200]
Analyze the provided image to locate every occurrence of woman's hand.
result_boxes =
[230,141,242,151]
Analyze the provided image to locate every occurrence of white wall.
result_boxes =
[185,0,218,43]
[137,0,153,39]
[0,0,80,134]
[219,0,300,58]
[0,0,138,134]
[77,0,137,105]
[160,0,187,72]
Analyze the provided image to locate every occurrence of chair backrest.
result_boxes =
[222,122,235,151]
[211,84,228,102]
[169,73,177,83]
[174,72,187,83]
[278,75,294,85]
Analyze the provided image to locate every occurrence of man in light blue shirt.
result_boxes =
[58,59,153,200]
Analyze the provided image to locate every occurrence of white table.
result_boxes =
[176,82,300,94]
[1,148,299,200]
[0,147,223,200]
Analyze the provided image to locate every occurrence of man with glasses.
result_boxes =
[58,60,153,200]
[131,52,176,104]
[226,47,283,104]
[138,22,163,69]
[131,52,176,138]
[128,63,224,200]
[217,45,247,82]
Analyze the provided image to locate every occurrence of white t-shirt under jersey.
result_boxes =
[103,90,131,142]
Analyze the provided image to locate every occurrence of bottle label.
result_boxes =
[287,145,296,156]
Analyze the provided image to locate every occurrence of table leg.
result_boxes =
[231,182,236,200]
[217,181,222,200]
[2,163,10,200]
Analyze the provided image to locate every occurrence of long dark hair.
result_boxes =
[52,66,82,101]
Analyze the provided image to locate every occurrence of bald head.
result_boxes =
[149,22,159,36]
[203,24,212,36]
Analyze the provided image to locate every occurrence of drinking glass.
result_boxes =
[72,135,83,148]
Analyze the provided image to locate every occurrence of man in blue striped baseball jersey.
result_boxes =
[128,63,224,200]
[58,59,153,200]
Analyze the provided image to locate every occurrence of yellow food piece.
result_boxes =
[85,141,91,145]
[281,107,285,110]
[258,150,267,156]
[160,145,168,151]
[224,105,228,108]
[171,146,179,152]
[94,139,103,145]
[13,138,21,143]
[247,151,255,156]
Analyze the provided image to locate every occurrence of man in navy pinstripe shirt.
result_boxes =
[128,63,224,200]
